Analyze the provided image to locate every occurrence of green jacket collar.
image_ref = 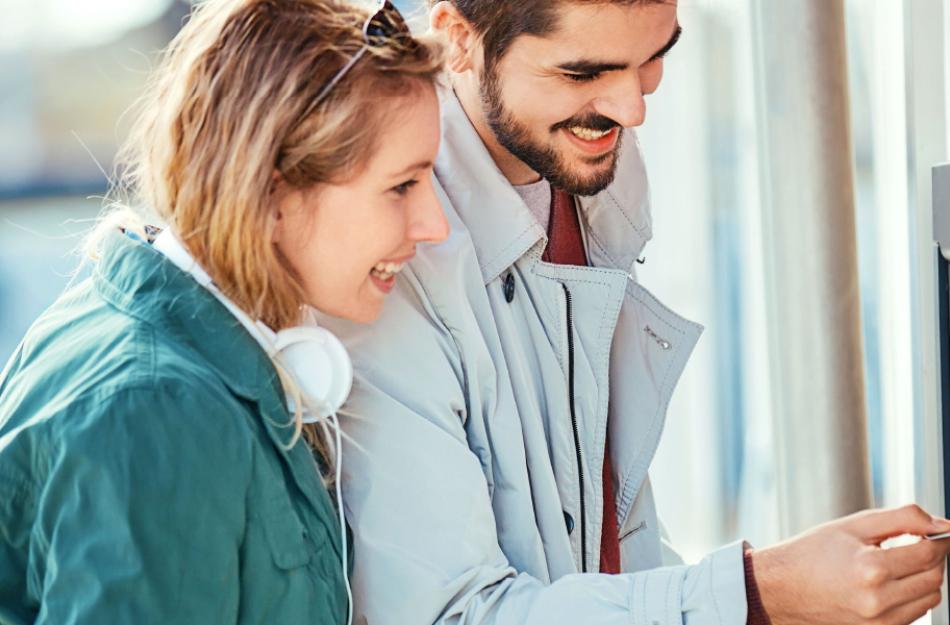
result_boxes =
[93,231,297,448]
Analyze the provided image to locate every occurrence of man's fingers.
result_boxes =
[850,505,950,543]
[879,564,946,614]
[883,539,949,579]
[875,590,942,625]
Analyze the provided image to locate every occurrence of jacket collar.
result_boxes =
[93,231,297,449]
[434,89,654,284]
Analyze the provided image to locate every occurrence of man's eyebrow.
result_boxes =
[650,23,682,61]
[556,60,629,74]
[554,24,683,74]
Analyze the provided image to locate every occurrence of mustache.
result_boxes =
[550,113,620,133]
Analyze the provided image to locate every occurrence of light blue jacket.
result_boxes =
[322,91,747,625]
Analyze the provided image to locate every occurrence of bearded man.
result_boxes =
[323,2,950,624]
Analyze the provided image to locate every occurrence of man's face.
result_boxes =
[479,2,679,196]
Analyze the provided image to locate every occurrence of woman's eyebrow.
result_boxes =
[389,160,433,178]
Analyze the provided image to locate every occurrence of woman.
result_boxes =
[0,0,446,623]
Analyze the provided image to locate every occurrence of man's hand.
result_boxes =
[751,504,950,625]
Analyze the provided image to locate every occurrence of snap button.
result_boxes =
[503,273,516,303]
[643,325,672,350]
[563,511,575,535]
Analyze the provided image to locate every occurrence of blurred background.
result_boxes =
[1,0,948,621]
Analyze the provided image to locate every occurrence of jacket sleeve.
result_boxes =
[329,271,749,625]
[34,384,253,625]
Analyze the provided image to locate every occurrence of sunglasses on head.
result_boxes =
[313,0,416,106]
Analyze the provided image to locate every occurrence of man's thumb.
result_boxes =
[849,505,950,544]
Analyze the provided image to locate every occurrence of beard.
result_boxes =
[480,68,623,197]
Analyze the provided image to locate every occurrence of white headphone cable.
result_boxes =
[328,410,353,625]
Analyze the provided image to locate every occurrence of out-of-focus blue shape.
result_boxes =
[0,198,99,363]
[0,2,189,198]
[0,0,172,52]
[393,0,425,12]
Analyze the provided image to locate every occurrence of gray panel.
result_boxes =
[934,163,950,259]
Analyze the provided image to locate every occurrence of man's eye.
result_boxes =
[391,180,419,196]
[565,72,601,83]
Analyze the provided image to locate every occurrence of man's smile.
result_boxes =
[561,125,620,155]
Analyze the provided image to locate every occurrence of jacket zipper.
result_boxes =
[563,284,587,572]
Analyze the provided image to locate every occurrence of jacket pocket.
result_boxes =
[258,492,313,570]
[619,515,663,573]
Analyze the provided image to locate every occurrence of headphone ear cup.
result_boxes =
[274,326,353,419]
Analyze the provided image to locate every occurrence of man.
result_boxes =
[324,1,950,623]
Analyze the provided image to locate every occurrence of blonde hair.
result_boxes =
[91,0,442,458]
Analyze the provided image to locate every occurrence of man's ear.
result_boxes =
[430,1,477,74]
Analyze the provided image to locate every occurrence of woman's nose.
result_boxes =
[408,181,450,244]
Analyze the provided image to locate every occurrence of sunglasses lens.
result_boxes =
[365,2,414,48]
[312,1,417,107]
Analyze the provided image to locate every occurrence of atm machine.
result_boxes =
[935,164,950,625]
[936,164,950,545]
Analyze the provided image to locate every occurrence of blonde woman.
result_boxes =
[0,0,446,623]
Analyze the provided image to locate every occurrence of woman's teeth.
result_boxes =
[371,261,405,281]
[569,126,612,141]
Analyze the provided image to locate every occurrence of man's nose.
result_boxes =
[408,180,450,244]
[592,74,647,128]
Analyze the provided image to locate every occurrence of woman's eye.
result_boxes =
[566,72,600,83]
[391,180,419,196]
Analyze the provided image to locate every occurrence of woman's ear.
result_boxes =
[270,170,284,198]
[270,171,287,244]
[430,1,477,74]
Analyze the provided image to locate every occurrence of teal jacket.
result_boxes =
[0,231,347,625]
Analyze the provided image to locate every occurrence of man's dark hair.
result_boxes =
[432,0,666,71]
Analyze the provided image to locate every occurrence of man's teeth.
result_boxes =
[371,261,405,280]
[568,126,612,141]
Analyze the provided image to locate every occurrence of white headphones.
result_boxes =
[151,230,353,421]
[151,229,355,625]
[246,312,353,424]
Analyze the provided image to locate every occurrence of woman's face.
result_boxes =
[272,86,448,324]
